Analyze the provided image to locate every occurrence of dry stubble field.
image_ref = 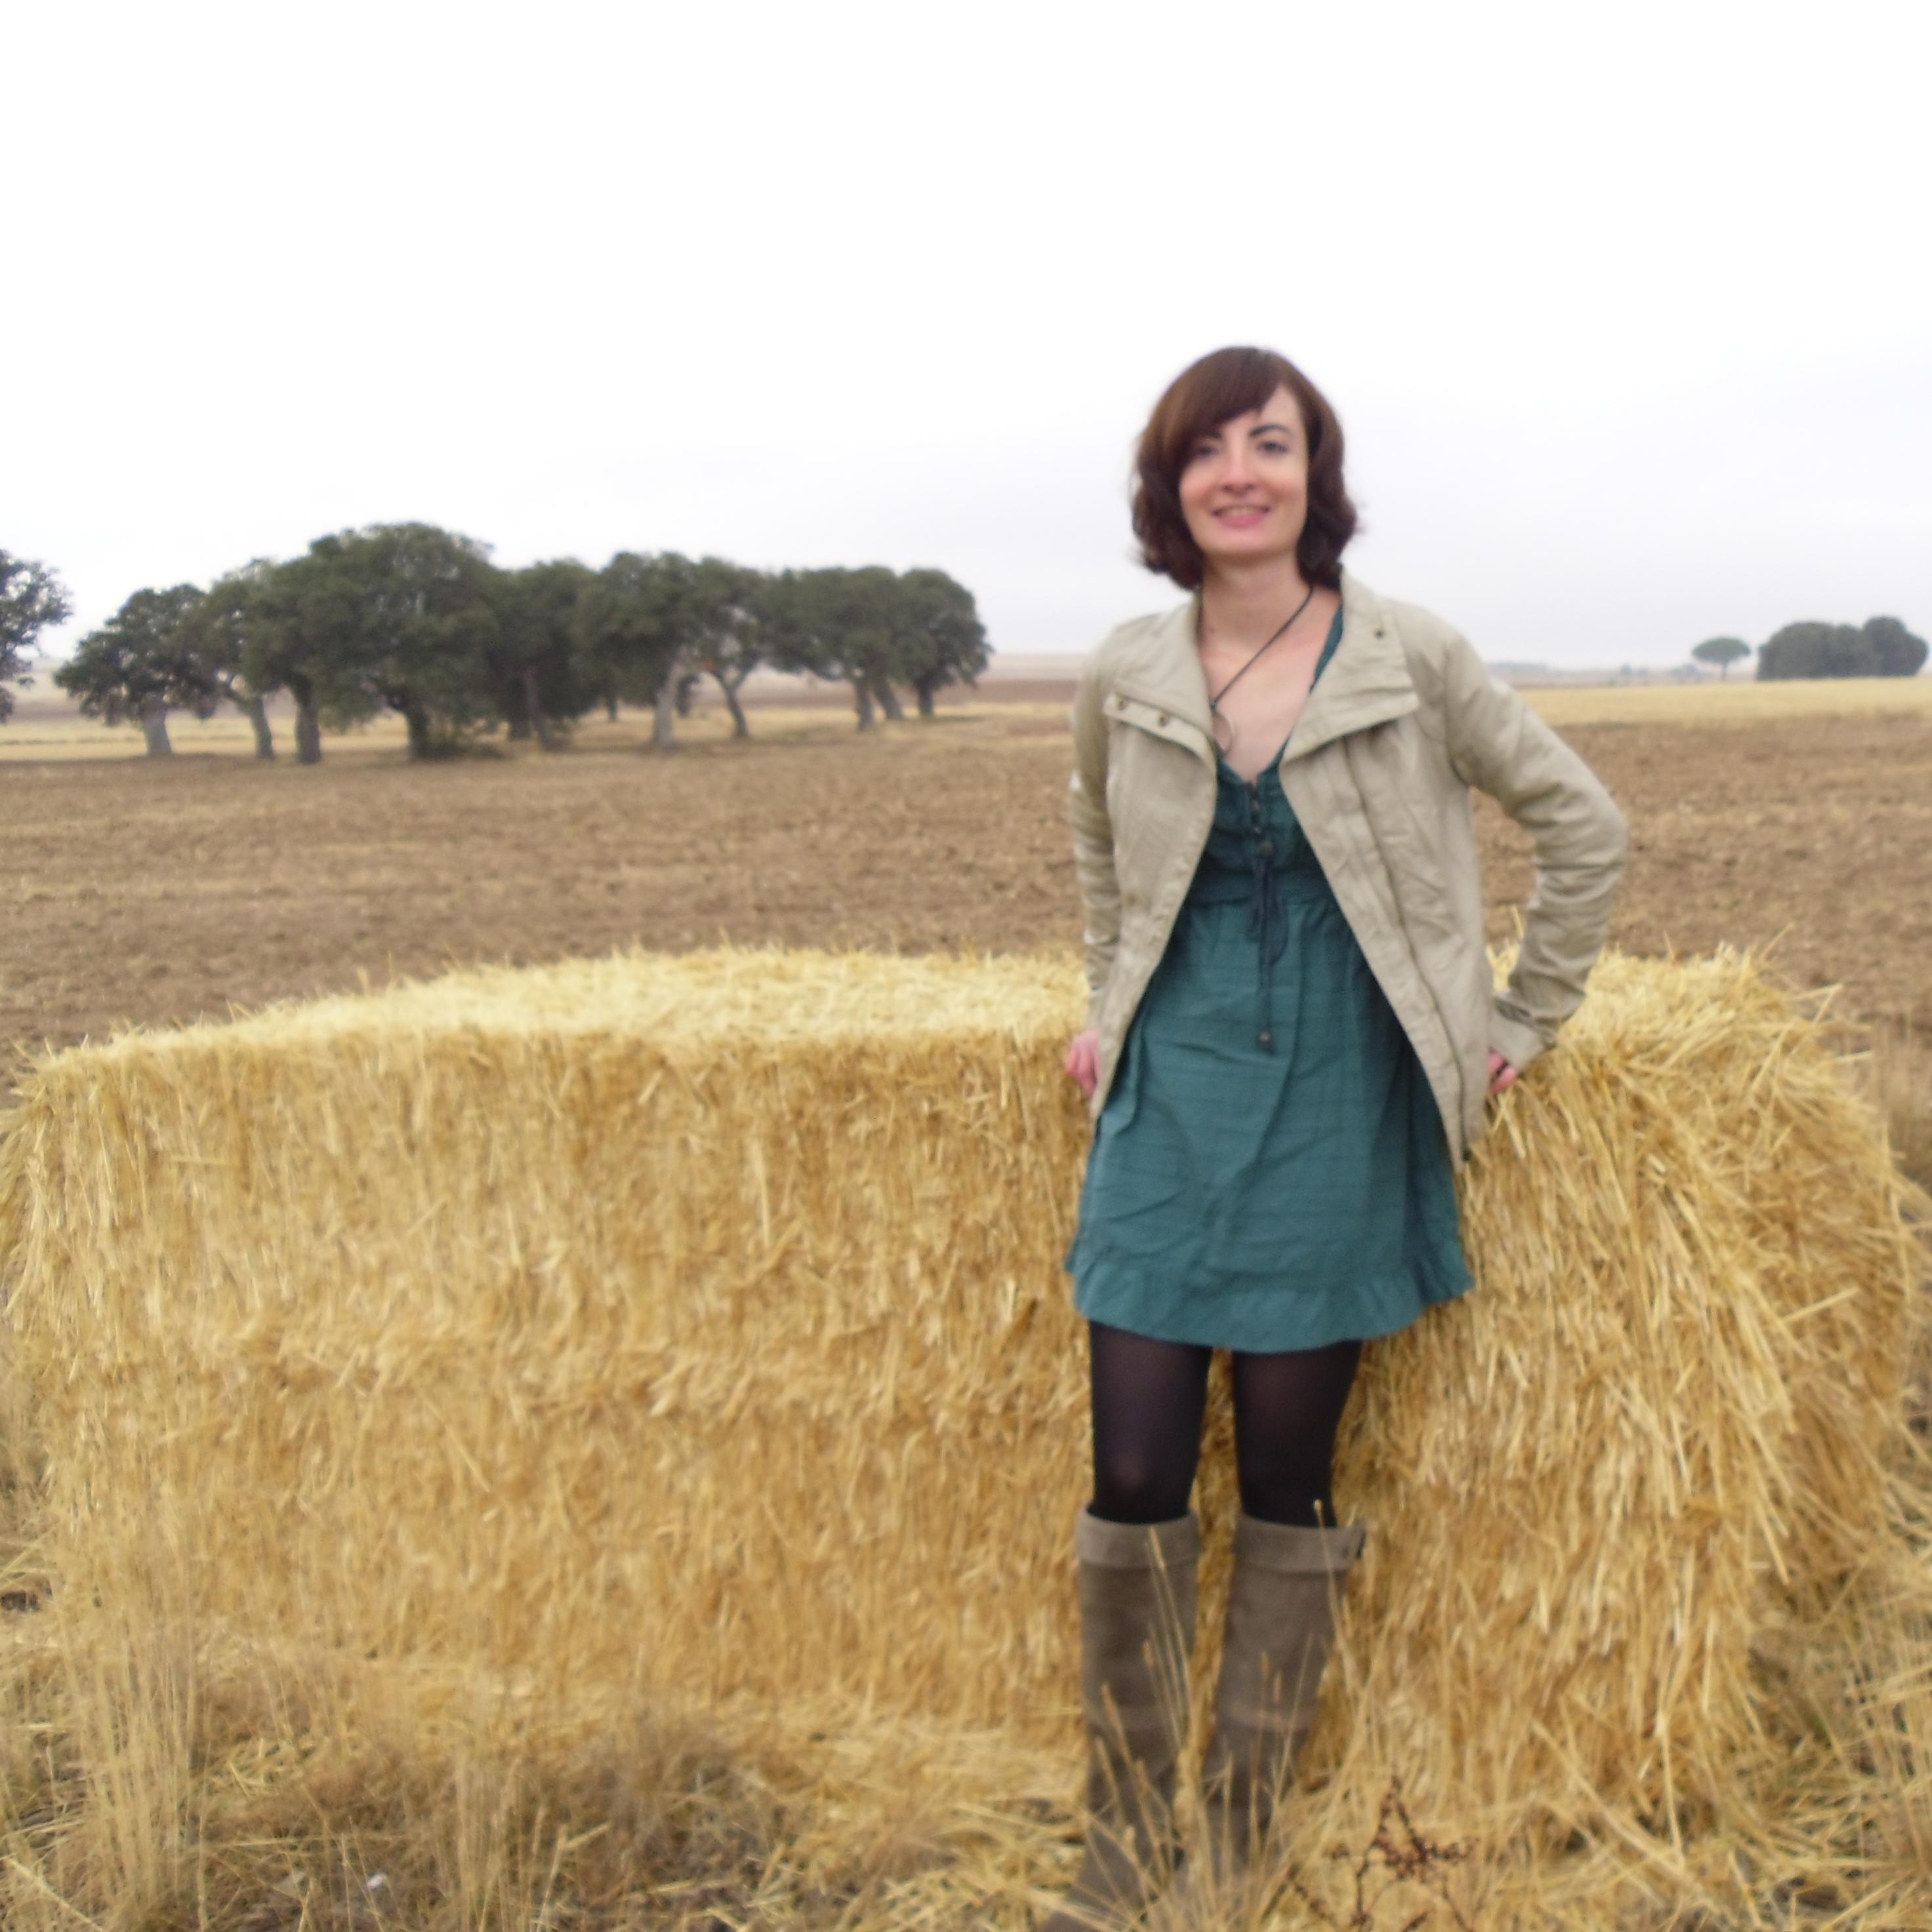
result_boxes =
[3,674,1932,1929]
[5,678,1931,1166]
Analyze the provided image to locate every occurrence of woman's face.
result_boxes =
[1177,384,1310,578]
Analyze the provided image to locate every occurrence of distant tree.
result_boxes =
[688,556,770,739]
[55,585,215,755]
[1691,636,1750,680]
[1,550,72,722]
[255,525,501,759]
[766,565,906,730]
[573,551,709,750]
[894,568,989,716]
[184,562,283,758]
[488,559,596,750]
[247,546,375,762]
[1862,615,1928,678]
[1757,617,1927,680]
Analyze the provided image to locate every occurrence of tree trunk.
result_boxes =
[140,697,173,757]
[294,699,323,764]
[403,701,434,760]
[851,678,876,731]
[503,668,533,739]
[915,674,938,718]
[605,693,620,723]
[524,667,558,750]
[243,691,275,758]
[873,678,907,723]
[714,669,750,739]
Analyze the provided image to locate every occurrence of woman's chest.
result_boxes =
[1199,638,1326,782]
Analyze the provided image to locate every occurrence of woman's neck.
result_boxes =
[1199,558,1316,650]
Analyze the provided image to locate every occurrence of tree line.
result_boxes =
[0,529,989,761]
[1692,615,1927,682]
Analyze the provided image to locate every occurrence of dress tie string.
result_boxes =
[1246,796,1290,1051]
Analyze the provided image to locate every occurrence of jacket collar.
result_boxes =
[1112,571,1418,767]
[1285,571,1419,763]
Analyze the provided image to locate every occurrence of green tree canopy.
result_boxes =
[54,585,214,756]
[253,524,501,759]
[687,556,771,739]
[766,565,907,730]
[488,559,596,750]
[1691,636,1750,680]
[182,562,284,758]
[1,550,73,722]
[1759,616,1929,680]
[1861,615,1929,678]
[247,545,383,762]
[894,567,989,716]
[573,551,710,750]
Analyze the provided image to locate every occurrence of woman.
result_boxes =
[1046,346,1626,1930]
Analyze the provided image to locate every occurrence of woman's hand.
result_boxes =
[1487,1050,1519,1098]
[1065,1029,1101,1102]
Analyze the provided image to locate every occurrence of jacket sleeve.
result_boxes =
[1067,660,1121,1029]
[1438,631,1628,1073]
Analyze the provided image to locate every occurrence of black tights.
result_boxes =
[1087,1321,1362,1530]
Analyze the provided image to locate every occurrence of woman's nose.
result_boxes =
[1217,447,1257,489]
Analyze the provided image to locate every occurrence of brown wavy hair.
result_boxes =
[1132,346,1357,591]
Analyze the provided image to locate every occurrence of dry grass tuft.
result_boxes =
[1,944,1927,1927]
[1865,1021,1932,1194]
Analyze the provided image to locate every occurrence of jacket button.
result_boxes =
[1258,1030,1273,1048]
[1260,838,1275,857]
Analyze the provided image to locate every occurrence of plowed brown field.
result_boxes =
[5,689,1929,1079]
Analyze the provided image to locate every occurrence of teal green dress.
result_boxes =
[1068,611,1474,1353]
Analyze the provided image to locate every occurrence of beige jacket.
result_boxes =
[1069,572,1628,1164]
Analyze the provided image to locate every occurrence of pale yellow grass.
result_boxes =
[7,672,1927,762]
[1525,674,1932,728]
[0,703,922,762]
[1,945,1928,1927]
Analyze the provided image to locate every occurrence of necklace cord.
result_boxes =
[1206,585,1319,735]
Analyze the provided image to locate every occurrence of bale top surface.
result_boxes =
[55,948,1090,1063]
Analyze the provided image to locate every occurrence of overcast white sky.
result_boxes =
[7,1,1929,670]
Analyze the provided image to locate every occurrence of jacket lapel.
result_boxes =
[1281,573,1418,764]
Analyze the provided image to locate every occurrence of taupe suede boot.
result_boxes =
[1041,1508,1201,1932]
[1180,1515,1367,1921]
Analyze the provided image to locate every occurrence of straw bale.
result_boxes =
[0,945,1921,1860]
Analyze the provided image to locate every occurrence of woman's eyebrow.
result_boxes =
[1249,420,1296,438]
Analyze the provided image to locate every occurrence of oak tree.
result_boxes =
[55,585,215,755]
[186,563,283,757]
[1,550,72,722]
[489,559,596,749]
[257,525,501,759]
[895,567,989,716]
[574,551,708,750]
